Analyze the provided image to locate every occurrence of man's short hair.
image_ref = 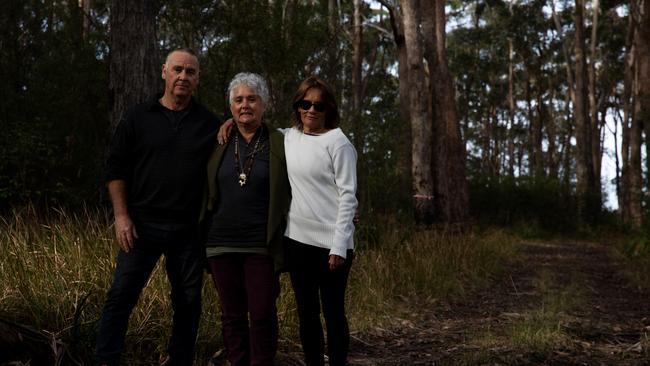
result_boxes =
[165,48,198,64]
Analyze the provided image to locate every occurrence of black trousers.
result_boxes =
[96,225,203,366]
[285,237,353,366]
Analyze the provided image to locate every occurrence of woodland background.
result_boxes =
[2,0,648,231]
[1,0,650,364]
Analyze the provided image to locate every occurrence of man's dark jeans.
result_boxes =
[95,225,203,366]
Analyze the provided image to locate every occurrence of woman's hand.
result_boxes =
[329,254,345,270]
[217,118,234,144]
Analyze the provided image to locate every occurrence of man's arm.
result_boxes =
[108,180,138,252]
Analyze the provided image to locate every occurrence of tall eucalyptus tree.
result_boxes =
[108,0,158,134]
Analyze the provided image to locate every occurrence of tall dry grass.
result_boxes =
[0,205,220,364]
[348,219,518,331]
[0,207,518,364]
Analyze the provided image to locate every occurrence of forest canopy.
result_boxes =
[1,0,647,231]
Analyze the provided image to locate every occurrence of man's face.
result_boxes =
[161,51,200,99]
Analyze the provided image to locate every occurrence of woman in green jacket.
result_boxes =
[201,72,290,366]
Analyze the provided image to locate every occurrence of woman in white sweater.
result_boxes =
[284,76,358,366]
[217,76,357,366]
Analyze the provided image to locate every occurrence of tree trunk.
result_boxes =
[524,66,543,178]
[507,37,516,177]
[109,0,159,135]
[589,0,602,191]
[282,0,296,49]
[351,0,363,152]
[533,91,545,179]
[483,105,494,176]
[401,0,435,225]
[551,0,577,188]
[80,0,91,40]
[628,68,642,228]
[619,3,641,227]
[381,2,410,125]
[634,0,650,226]
[325,0,340,87]
[547,87,559,180]
[380,1,413,217]
[351,0,367,213]
[573,0,599,221]
[612,107,622,215]
[561,95,574,188]
[426,0,468,223]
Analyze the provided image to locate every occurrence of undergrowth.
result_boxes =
[462,269,584,364]
[0,206,519,364]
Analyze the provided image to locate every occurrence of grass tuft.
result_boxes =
[616,235,650,288]
[465,269,583,362]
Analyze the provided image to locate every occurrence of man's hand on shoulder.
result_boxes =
[217,118,234,144]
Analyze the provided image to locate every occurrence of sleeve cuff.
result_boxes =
[329,246,347,259]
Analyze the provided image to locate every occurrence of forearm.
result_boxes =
[107,179,138,251]
[107,180,129,218]
[332,145,358,257]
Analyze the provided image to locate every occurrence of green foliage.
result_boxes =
[594,220,650,290]
[469,176,578,233]
[623,236,650,259]
[0,0,409,219]
[358,72,410,216]
[0,0,109,208]
[1,0,343,208]
[160,0,333,127]
[618,234,650,288]
[0,0,634,230]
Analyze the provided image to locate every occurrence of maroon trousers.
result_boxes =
[208,254,280,366]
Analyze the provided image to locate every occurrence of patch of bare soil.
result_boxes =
[276,240,650,366]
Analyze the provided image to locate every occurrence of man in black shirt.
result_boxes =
[96,48,220,366]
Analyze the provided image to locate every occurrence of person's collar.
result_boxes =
[148,93,195,112]
[232,122,267,142]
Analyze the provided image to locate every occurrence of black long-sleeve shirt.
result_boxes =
[105,96,221,227]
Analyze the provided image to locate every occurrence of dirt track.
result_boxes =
[277,240,650,365]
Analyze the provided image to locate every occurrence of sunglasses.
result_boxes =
[296,100,327,113]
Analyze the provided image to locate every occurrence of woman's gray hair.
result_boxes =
[227,72,270,106]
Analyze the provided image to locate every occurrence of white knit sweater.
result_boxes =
[283,127,358,258]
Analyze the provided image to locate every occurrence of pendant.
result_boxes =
[239,173,247,186]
